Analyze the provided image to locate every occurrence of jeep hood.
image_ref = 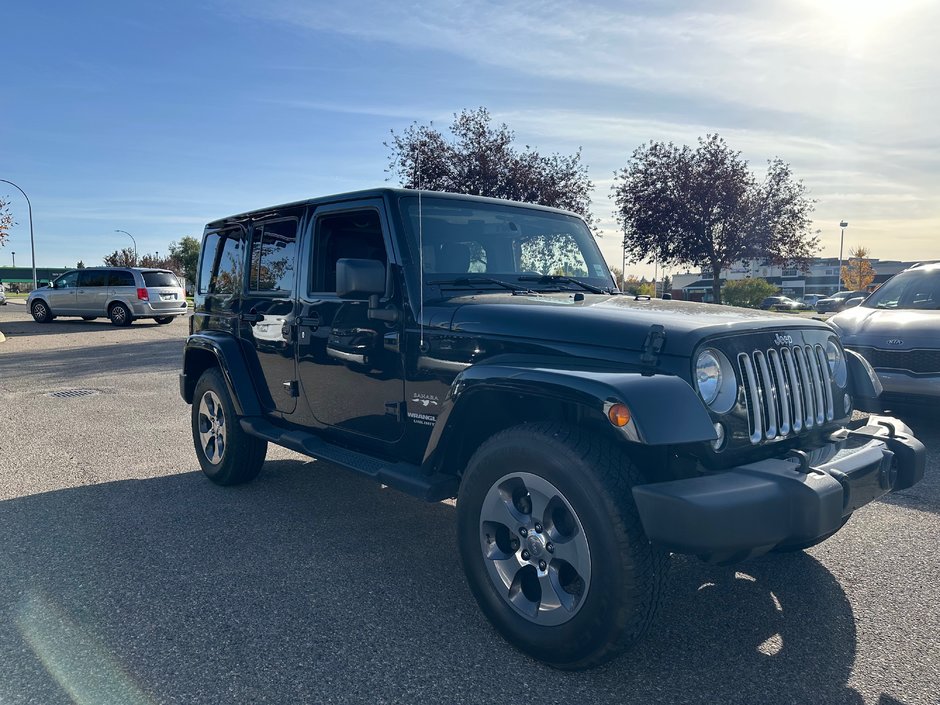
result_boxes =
[440,293,832,356]
[829,306,940,349]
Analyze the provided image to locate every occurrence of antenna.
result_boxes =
[417,146,425,349]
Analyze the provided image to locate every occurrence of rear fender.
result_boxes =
[181,333,261,416]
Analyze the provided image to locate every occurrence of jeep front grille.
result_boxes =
[738,345,834,444]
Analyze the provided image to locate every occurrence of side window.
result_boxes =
[210,229,244,295]
[55,271,79,289]
[311,210,387,293]
[198,232,221,294]
[248,218,298,293]
[108,271,135,287]
[79,270,108,287]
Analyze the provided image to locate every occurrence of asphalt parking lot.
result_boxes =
[1,301,937,705]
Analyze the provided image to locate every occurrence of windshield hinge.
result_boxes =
[640,325,666,368]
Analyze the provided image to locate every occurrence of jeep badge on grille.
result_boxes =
[774,333,793,346]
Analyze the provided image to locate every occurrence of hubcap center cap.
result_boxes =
[525,534,545,558]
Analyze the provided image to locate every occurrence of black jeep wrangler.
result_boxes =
[180,189,925,669]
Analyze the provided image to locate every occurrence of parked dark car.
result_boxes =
[829,262,940,405]
[769,296,810,312]
[758,295,787,310]
[815,290,869,314]
[180,189,924,669]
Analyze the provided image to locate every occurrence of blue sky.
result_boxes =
[3,0,938,277]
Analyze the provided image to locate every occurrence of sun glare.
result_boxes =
[808,0,930,33]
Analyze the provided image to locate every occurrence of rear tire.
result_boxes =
[31,300,53,323]
[109,302,132,327]
[457,422,666,669]
[192,368,267,485]
[154,316,174,324]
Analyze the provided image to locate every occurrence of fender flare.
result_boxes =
[423,360,717,468]
[181,333,262,416]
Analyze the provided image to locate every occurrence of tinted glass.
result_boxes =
[143,271,180,288]
[55,271,79,288]
[108,270,136,287]
[199,232,221,294]
[864,270,940,310]
[249,219,297,292]
[312,210,386,293]
[210,230,243,295]
[78,270,108,287]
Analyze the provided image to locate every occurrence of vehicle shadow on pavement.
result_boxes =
[0,340,183,383]
[0,459,881,705]
[0,318,177,338]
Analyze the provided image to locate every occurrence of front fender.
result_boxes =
[181,333,261,416]
[423,360,717,467]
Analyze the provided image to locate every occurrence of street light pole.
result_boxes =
[0,179,37,290]
[11,252,15,268]
[115,229,137,266]
[837,220,849,291]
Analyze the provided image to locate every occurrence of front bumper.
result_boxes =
[632,416,925,563]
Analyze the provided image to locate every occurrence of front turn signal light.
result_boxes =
[608,403,631,427]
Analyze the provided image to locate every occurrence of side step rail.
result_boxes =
[240,417,458,502]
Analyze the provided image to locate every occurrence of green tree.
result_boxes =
[103,247,136,267]
[169,236,201,288]
[0,197,14,246]
[612,134,818,304]
[722,278,779,308]
[139,252,176,270]
[386,107,598,232]
[76,260,85,269]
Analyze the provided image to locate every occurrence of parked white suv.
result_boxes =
[27,267,187,326]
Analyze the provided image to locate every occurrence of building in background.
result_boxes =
[0,266,68,292]
[670,258,921,302]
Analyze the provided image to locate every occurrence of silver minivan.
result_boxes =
[27,267,188,326]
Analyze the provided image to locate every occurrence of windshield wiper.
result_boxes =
[518,274,608,294]
[427,276,534,293]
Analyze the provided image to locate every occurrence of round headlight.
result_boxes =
[826,339,848,387]
[696,350,723,405]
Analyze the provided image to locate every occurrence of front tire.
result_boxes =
[191,368,267,485]
[109,302,132,327]
[31,300,54,323]
[457,422,666,669]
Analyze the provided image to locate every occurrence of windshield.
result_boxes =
[863,270,940,310]
[398,196,614,291]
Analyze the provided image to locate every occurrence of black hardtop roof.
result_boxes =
[204,188,583,229]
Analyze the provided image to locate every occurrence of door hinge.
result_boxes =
[640,324,666,368]
[282,380,299,398]
[385,400,405,422]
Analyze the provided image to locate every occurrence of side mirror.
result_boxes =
[845,297,864,308]
[336,258,385,299]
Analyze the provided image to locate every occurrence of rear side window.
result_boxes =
[108,270,136,287]
[248,218,298,293]
[78,270,108,287]
[143,271,180,288]
[199,228,244,295]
